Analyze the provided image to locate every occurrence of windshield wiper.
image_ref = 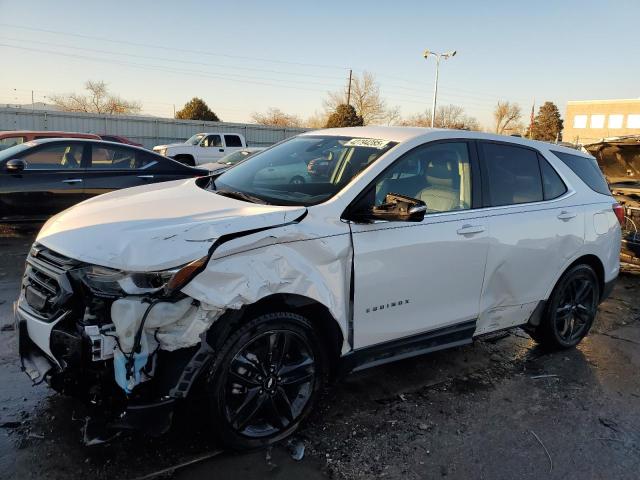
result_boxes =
[216,189,268,204]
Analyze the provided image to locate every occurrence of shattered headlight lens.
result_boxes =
[79,265,180,296]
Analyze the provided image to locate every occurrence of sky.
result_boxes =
[0,0,638,129]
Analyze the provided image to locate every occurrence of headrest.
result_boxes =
[425,155,456,187]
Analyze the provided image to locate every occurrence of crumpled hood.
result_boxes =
[153,143,185,151]
[36,178,307,271]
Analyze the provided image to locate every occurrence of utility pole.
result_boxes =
[346,69,353,106]
[31,90,34,111]
[423,50,457,128]
[431,56,440,128]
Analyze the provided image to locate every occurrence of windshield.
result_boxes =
[221,150,256,165]
[185,134,206,145]
[0,142,36,163]
[0,136,25,151]
[213,135,397,206]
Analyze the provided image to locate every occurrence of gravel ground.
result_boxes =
[1,227,639,480]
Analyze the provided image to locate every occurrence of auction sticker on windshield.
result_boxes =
[344,138,391,149]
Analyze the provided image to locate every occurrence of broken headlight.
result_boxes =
[78,265,180,296]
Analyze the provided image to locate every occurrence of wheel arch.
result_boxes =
[207,293,345,374]
[547,253,605,301]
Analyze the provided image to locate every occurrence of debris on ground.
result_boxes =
[286,438,306,461]
[132,450,223,480]
[529,430,553,473]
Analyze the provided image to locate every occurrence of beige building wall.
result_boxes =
[564,99,640,145]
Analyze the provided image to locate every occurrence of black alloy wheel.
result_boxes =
[529,264,600,349]
[206,313,325,449]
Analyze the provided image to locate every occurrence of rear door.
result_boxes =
[476,141,584,334]
[0,141,88,221]
[83,143,196,196]
[223,134,245,157]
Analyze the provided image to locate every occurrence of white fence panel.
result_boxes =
[0,107,309,148]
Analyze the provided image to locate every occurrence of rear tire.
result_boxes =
[204,312,325,450]
[289,175,305,185]
[528,264,599,349]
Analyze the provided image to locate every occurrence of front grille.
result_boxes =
[21,245,80,320]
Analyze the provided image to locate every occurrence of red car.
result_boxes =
[0,130,100,151]
[98,134,143,147]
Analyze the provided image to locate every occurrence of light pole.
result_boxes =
[423,49,456,127]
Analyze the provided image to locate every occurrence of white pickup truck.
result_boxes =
[153,132,247,166]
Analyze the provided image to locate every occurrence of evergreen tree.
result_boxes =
[175,98,220,121]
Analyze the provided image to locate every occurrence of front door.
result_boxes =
[0,141,88,221]
[350,141,489,349]
[199,134,224,163]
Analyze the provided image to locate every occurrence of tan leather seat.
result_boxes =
[417,155,459,212]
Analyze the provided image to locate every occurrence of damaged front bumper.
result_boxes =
[15,245,220,443]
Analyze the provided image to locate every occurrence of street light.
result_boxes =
[423,49,457,128]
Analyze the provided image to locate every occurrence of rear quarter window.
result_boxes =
[551,151,611,196]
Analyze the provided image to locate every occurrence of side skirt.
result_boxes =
[340,320,476,374]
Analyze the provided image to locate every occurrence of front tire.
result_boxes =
[205,312,325,449]
[528,264,600,349]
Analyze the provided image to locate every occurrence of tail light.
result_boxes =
[612,203,625,226]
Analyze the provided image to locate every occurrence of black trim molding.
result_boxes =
[340,319,476,374]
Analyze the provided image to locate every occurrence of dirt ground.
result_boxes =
[1,227,639,480]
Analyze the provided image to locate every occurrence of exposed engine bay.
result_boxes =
[583,136,640,265]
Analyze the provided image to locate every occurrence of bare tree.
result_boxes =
[51,80,141,115]
[493,101,522,134]
[400,104,480,130]
[325,71,399,125]
[251,107,302,127]
[305,110,329,129]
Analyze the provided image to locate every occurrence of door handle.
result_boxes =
[456,224,486,235]
[219,148,225,152]
[557,211,577,221]
[61,178,83,184]
[137,175,154,179]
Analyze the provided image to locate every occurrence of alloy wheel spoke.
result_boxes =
[268,388,294,429]
[279,358,314,386]
[233,352,266,377]
[574,280,592,304]
[268,332,291,371]
[229,370,261,388]
[556,303,573,319]
[231,387,266,431]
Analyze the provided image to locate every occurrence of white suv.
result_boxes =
[153,132,247,166]
[16,127,621,448]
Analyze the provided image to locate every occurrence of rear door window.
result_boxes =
[224,135,243,147]
[480,142,543,206]
[551,151,611,196]
[90,145,155,170]
[539,156,567,200]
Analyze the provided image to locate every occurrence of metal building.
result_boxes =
[0,107,309,149]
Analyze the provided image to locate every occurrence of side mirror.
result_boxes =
[5,159,26,173]
[355,193,427,223]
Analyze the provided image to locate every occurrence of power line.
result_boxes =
[0,36,348,83]
[0,23,350,71]
[0,43,343,93]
